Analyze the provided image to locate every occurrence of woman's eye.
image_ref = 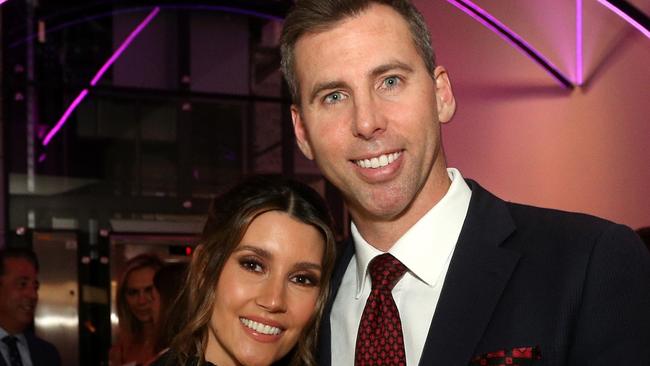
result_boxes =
[240,259,264,273]
[291,274,319,287]
[323,91,346,104]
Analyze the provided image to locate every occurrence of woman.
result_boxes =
[153,175,337,366]
[110,253,164,366]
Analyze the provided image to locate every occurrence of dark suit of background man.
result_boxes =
[0,248,61,366]
[280,0,650,365]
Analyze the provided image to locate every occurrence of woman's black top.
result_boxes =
[148,351,216,366]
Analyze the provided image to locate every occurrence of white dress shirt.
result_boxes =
[0,326,34,366]
[331,168,472,365]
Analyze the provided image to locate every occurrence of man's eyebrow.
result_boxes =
[308,80,350,104]
[369,61,414,78]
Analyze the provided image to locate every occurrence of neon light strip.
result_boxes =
[598,0,650,39]
[42,7,159,146]
[42,89,89,145]
[446,0,574,89]
[576,0,583,85]
[0,0,11,5]
[90,6,160,86]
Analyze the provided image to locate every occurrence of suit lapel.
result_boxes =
[419,180,521,366]
[318,238,355,366]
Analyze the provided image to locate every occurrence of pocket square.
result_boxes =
[469,346,541,365]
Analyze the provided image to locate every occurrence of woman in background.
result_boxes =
[110,253,163,366]
[153,175,337,366]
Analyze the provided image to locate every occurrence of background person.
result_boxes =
[0,248,61,366]
[149,261,189,361]
[110,253,163,366]
[280,0,650,365]
[152,175,337,366]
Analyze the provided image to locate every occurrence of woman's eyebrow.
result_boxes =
[234,244,272,259]
[293,262,322,271]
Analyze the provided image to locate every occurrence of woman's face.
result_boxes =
[206,211,324,366]
[124,266,157,324]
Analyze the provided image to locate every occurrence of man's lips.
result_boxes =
[353,151,402,169]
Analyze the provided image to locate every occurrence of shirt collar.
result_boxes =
[0,326,27,344]
[351,168,472,297]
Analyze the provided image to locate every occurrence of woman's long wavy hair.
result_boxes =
[168,175,337,366]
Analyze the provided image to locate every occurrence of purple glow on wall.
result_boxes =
[42,7,160,146]
[576,0,583,85]
[598,0,650,39]
[42,89,89,146]
[446,0,574,89]
[0,0,10,6]
[90,6,160,86]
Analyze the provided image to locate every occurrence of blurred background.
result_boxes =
[1,0,649,365]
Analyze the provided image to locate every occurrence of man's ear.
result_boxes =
[290,105,314,160]
[433,66,456,124]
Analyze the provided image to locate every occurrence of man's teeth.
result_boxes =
[240,318,282,335]
[355,151,401,169]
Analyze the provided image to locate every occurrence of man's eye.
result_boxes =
[382,76,400,89]
[323,91,346,104]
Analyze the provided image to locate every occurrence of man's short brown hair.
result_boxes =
[280,0,436,105]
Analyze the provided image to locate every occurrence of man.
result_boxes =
[280,1,650,365]
[0,248,61,366]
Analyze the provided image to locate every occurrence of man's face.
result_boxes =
[0,257,39,334]
[291,4,456,233]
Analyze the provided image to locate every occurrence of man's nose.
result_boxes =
[352,94,386,140]
[26,284,38,299]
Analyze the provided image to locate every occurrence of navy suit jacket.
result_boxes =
[0,332,61,366]
[318,180,650,365]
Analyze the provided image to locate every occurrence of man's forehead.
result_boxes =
[4,257,37,273]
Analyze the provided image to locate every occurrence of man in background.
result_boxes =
[0,248,61,366]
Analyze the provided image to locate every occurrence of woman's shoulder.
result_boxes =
[148,350,179,366]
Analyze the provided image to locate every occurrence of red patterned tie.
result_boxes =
[355,253,408,366]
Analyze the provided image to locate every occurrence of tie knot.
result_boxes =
[2,335,18,347]
[368,253,407,291]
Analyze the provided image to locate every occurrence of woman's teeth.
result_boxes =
[240,318,282,335]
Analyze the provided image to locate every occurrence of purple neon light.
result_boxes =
[576,0,583,85]
[598,0,650,39]
[42,7,160,146]
[42,89,89,146]
[90,6,160,86]
[446,0,574,89]
[0,0,10,5]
